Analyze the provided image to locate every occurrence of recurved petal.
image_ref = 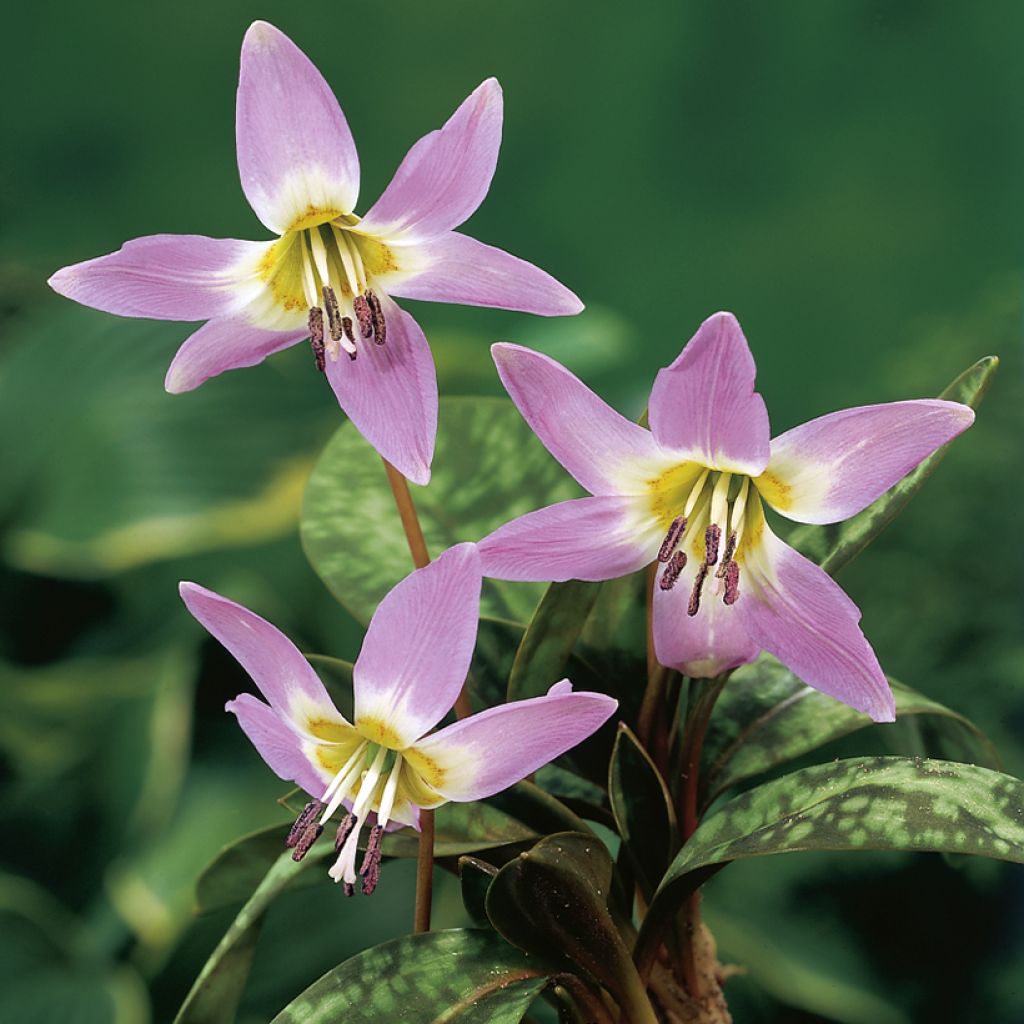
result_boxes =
[180,582,345,728]
[236,21,359,234]
[652,561,760,678]
[735,525,895,722]
[491,343,665,495]
[477,496,655,582]
[756,399,976,525]
[48,235,263,321]
[358,79,502,242]
[164,318,306,394]
[323,294,437,485]
[353,544,482,748]
[386,232,582,316]
[409,682,618,802]
[648,312,771,477]
[226,693,330,797]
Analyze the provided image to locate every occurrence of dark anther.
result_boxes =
[716,532,737,577]
[657,516,687,563]
[322,286,343,341]
[353,294,373,337]
[366,290,387,345]
[723,561,740,605]
[286,800,324,847]
[343,882,355,897]
[659,549,688,591]
[335,813,357,852]
[687,563,709,617]
[359,823,385,895]
[342,315,355,343]
[704,524,721,566]
[291,820,323,861]
[308,307,326,372]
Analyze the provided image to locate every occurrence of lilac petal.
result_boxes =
[180,582,343,725]
[48,235,261,321]
[165,318,306,394]
[387,232,582,316]
[648,312,771,477]
[353,544,482,748]
[477,496,655,582]
[652,562,760,678]
[236,21,359,234]
[491,343,665,495]
[358,79,503,242]
[735,527,895,722]
[410,682,617,802]
[323,294,437,485]
[758,400,976,525]
[227,693,330,797]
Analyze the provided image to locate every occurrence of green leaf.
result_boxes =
[300,396,582,626]
[506,580,603,702]
[703,656,1000,803]
[459,857,498,929]
[486,833,656,1024]
[0,305,333,576]
[270,929,552,1023]
[175,850,310,1024]
[636,756,1024,967]
[788,356,998,574]
[608,725,677,900]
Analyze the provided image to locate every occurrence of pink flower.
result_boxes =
[49,21,581,484]
[477,313,976,722]
[180,544,615,893]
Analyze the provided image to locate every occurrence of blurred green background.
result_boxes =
[1,2,1021,1021]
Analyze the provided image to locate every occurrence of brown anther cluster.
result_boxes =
[308,308,326,372]
[657,516,687,563]
[687,563,709,616]
[353,294,373,337]
[659,549,688,591]
[366,291,387,345]
[322,285,343,341]
[359,823,385,895]
[704,524,721,566]
[723,560,740,605]
[335,812,357,852]
[286,799,325,861]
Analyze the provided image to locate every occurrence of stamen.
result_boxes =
[687,563,709,617]
[723,561,740,605]
[359,823,385,895]
[366,291,386,345]
[659,549,688,591]
[322,286,343,341]
[716,532,737,578]
[308,306,326,373]
[353,294,373,338]
[286,799,325,861]
[335,813,357,852]
[286,799,324,848]
[683,468,711,518]
[342,316,355,343]
[704,524,721,566]
[343,882,355,898]
[657,516,687,563]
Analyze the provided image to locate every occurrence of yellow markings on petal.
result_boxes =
[313,734,365,776]
[402,746,448,791]
[643,461,706,530]
[286,205,346,234]
[357,716,406,751]
[255,233,307,315]
[753,467,794,513]
[352,232,399,278]
[305,717,359,744]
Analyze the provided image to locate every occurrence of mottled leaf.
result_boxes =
[703,656,1000,803]
[788,356,997,573]
[486,833,656,1024]
[608,724,677,900]
[637,757,1024,967]
[301,396,582,626]
[459,857,498,929]
[271,929,552,1023]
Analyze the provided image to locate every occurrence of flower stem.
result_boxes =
[381,458,430,569]
[413,805,435,933]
